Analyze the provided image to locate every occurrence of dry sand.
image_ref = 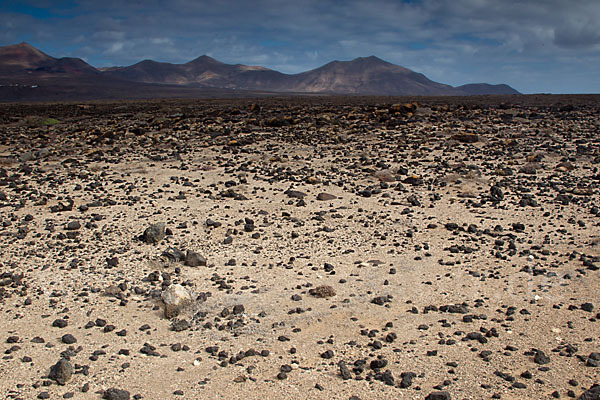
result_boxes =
[0,96,598,399]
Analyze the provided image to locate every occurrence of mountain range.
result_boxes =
[0,42,519,101]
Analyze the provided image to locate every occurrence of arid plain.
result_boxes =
[0,95,598,399]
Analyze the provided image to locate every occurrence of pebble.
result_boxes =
[534,350,551,365]
[317,193,337,201]
[339,361,352,380]
[142,222,166,244]
[184,250,207,267]
[103,388,131,400]
[309,285,336,298]
[425,391,451,400]
[52,319,68,328]
[61,334,77,344]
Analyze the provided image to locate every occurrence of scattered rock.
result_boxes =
[161,284,193,319]
[61,334,77,344]
[578,384,600,400]
[534,350,551,365]
[309,285,336,298]
[317,193,337,201]
[425,391,451,400]
[49,358,72,385]
[285,189,307,199]
[1,97,599,400]
[184,250,207,267]
[142,223,166,244]
[103,388,130,400]
[450,133,478,143]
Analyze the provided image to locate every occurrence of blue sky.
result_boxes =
[1,0,600,93]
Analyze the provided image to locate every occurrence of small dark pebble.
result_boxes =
[425,391,451,400]
[534,350,550,365]
[321,350,334,359]
[103,388,131,400]
[52,319,68,328]
[61,334,77,344]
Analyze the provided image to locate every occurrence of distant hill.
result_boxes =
[0,42,99,77]
[284,56,458,95]
[456,83,521,95]
[0,42,520,101]
[104,54,463,95]
[102,55,273,87]
[0,43,255,101]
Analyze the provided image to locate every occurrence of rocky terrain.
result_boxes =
[0,95,598,399]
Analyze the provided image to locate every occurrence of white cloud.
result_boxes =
[105,41,125,54]
[2,0,600,92]
[93,30,125,41]
[150,37,173,45]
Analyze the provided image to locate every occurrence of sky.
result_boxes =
[1,0,599,94]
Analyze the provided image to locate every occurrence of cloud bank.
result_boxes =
[1,0,599,93]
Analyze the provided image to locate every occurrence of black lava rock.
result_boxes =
[103,388,131,400]
[425,391,451,400]
[142,223,166,244]
[534,350,551,365]
[49,358,73,385]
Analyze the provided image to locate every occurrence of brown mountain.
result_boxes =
[0,42,54,70]
[104,54,518,95]
[0,43,254,102]
[0,42,99,78]
[103,55,458,94]
[103,55,273,87]
[284,56,457,95]
[0,42,520,101]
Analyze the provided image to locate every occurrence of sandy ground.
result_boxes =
[0,96,598,399]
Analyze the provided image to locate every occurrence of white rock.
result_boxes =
[161,284,192,318]
[161,284,190,303]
